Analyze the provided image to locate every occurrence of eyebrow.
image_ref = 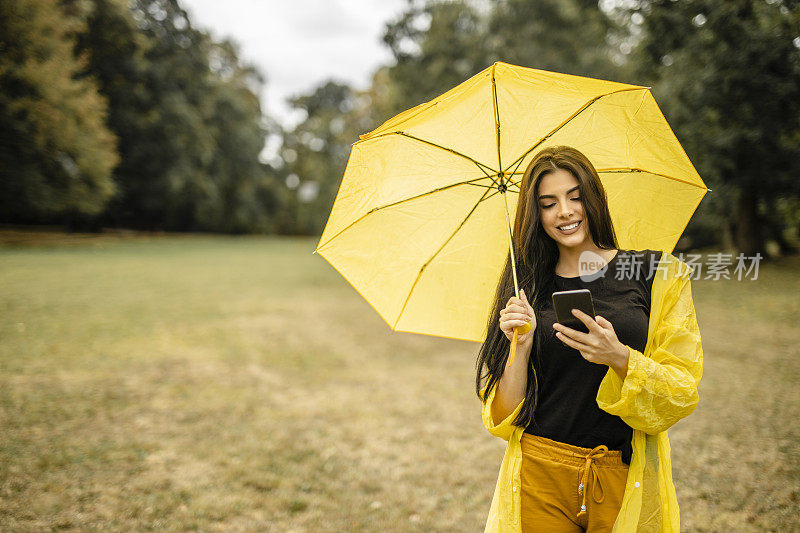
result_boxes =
[538,185,580,200]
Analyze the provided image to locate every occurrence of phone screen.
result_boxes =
[552,289,595,334]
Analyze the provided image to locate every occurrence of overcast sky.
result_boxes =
[181,0,408,129]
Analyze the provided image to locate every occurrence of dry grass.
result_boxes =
[0,232,797,531]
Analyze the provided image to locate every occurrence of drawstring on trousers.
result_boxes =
[576,444,608,520]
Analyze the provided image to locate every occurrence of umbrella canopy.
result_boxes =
[314,61,709,343]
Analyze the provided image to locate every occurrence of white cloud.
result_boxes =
[181,0,407,128]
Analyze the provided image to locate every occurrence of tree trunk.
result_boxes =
[734,185,767,258]
[760,197,798,256]
[722,216,735,252]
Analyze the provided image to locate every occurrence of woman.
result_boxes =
[475,146,703,532]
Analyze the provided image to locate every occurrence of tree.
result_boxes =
[92,0,217,230]
[487,0,621,81]
[76,0,279,232]
[0,0,118,224]
[618,0,800,256]
[201,38,276,233]
[382,0,492,114]
[381,0,622,118]
[278,81,360,235]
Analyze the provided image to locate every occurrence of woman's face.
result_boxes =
[536,168,589,248]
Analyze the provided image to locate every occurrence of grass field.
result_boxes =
[1,233,798,531]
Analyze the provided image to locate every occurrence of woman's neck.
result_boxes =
[555,245,618,278]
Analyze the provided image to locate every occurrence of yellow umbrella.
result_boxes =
[314,61,708,362]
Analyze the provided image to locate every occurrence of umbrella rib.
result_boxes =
[392,184,497,330]
[365,131,497,176]
[597,168,708,189]
[315,175,496,252]
[491,63,502,172]
[507,167,707,190]
[503,87,649,178]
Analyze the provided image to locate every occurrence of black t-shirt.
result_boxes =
[524,248,663,465]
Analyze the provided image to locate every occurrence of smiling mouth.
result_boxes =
[557,220,581,232]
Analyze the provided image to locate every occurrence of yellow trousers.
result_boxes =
[520,433,629,532]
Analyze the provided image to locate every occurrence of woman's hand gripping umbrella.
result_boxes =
[498,289,535,367]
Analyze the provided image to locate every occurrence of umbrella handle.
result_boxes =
[507,329,518,367]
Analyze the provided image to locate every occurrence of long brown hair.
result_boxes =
[474,145,619,429]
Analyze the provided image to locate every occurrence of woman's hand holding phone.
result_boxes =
[499,289,536,346]
[552,308,629,375]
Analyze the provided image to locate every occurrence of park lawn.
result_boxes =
[0,233,798,531]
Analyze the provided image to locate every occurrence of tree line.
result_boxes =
[2,0,799,255]
[1,0,282,233]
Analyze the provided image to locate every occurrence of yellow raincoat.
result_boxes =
[480,251,704,532]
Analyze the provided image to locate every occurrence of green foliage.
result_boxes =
[0,0,118,223]
[4,0,796,243]
[77,0,280,232]
[617,0,800,253]
[1,0,284,232]
[486,0,621,80]
[383,0,492,113]
[278,82,360,235]
[381,0,621,116]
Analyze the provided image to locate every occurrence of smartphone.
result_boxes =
[552,289,596,334]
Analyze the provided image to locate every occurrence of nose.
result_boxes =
[558,200,573,218]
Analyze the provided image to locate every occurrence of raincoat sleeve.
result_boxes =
[480,381,525,442]
[596,256,704,435]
